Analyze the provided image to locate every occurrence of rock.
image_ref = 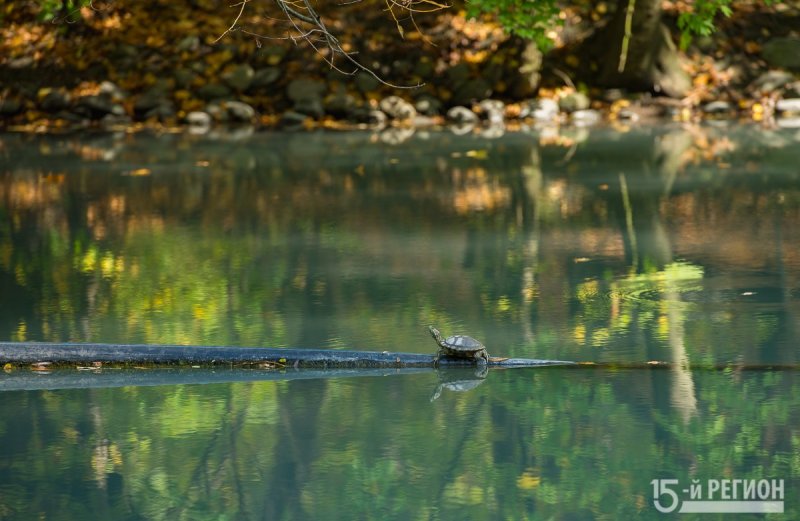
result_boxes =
[206,103,228,122]
[350,107,387,127]
[526,98,560,121]
[414,95,442,116]
[452,78,491,106]
[134,89,169,114]
[197,83,232,101]
[446,106,479,124]
[142,102,175,121]
[177,35,200,52]
[173,69,197,89]
[185,111,212,127]
[323,87,358,119]
[7,57,34,69]
[571,109,601,126]
[603,89,626,102]
[222,64,255,92]
[355,72,380,93]
[762,37,800,70]
[76,95,117,118]
[40,89,72,112]
[99,113,131,127]
[278,111,310,129]
[379,96,417,120]
[558,92,590,112]
[776,98,800,116]
[784,81,800,99]
[287,78,326,103]
[293,98,325,119]
[445,63,471,86]
[703,100,733,114]
[134,84,174,120]
[251,67,281,88]
[477,99,505,125]
[223,101,256,122]
[0,97,22,116]
[110,104,127,116]
[98,81,126,101]
[750,70,795,93]
[51,110,82,123]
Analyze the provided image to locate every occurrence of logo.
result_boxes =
[651,478,784,514]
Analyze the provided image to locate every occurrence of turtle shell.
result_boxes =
[442,335,485,353]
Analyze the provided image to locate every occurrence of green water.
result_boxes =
[1,127,799,519]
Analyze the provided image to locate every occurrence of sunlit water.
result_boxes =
[1,126,799,519]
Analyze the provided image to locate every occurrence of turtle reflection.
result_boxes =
[429,366,488,402]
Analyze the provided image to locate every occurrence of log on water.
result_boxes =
[0,342,576,369]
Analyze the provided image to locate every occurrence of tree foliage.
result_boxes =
[465,0,562,48]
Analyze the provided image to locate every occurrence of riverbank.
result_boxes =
[1,1,798,133]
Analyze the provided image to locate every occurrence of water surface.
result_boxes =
[1,126,799,519]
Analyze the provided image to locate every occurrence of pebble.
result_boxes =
[185,111,212,127]
[0,97,22,115]
[278,111,310,129]
[293,98,325,119]
[477,99,505,125]
[197,83,232,101]
[571,109,601,126]
[287,78,326,103]
[76,95,117,118]
[446,106,479,124]
[414,96,442,116]
[251,67,281,88]
[40,89,71,112]
[379,96,417,120]
[776,98,800,115]
[703,100,734,114]
[224,101,257,122]
[222,64,255,92]
[558,92,590,112]
[528,98,560,121]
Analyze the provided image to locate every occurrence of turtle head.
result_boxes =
[428,325,443,344]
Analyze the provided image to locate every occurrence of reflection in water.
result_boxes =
[1,126,800,519]
[2,127,798,366]
[0,369,798,520]
[430,366,488,402]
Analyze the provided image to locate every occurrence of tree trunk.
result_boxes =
[583,0,691,97]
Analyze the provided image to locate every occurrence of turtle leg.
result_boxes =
[433,348,443,367]
[476,350,489,365]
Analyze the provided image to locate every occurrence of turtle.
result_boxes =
[430,366,488,401]
[428,325,490,366]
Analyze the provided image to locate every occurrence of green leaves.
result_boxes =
[466,0,562,49]
[676,0,734,49]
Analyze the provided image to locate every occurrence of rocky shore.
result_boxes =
[1,4,799,133]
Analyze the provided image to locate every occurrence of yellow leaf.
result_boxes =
[124,168,151,176]
[465,149,488,159]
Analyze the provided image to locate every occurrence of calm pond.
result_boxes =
[0,125,798,519]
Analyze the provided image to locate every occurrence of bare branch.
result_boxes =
[214,0,250,43]
[214,0,439,89]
